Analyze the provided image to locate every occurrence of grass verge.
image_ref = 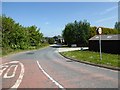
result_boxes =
[61,50,120,68]
[1,43,49,57]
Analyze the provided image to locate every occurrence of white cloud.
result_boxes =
[100,5,118,15]
[95,16,116,23]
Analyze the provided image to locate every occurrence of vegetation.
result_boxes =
[48,38,55,44]
[62,20,90,47]
[62,20,119,47]
[114,22,120,33]
[90,26,118,38]
[1,15,49,56]
[61,50,119,68]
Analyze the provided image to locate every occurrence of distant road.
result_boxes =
[1,45,119,89]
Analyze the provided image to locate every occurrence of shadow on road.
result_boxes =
[50,46,61,48]
[26,52,35,55]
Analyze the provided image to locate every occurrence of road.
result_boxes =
[1,45,119,89]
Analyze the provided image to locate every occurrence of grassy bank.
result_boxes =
[1,43,49,57]
[61,50,120,68]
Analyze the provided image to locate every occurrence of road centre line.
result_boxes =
[36,60,65,89]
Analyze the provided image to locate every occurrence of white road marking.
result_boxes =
[1,61,25,89]
[0,68,7,76]
[36,60,65,89]
[4,65,18,78]
[0,65,9,76]
[11,61,24,88]
[0,61,19,66]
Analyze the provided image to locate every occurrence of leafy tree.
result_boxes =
[115,22,120,33]
[2,15,44,53]
[62,23,76,46]
[77,20,90,46]
[27,26,43,47]
[90,26,118,38]
[62,20,90,46]
[48,38,54,44]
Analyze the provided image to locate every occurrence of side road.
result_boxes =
[50,44,88,52]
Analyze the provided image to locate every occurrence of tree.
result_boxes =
[115,22,120,33]
[62,20,90,46]
[90,26,118,38]
[89,26,97,38]
[48,38,54,44]
[27,26,43,47]
[62,23,76,46]
[77,20,90,46]
[2,15,44,51]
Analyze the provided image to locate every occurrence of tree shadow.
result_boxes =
[26,52,34,55]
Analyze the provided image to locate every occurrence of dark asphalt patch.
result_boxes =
[66,60,73,62]
[26,52,34,55]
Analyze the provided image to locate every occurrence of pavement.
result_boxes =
[1,44,119,89]
[50,44,88,52]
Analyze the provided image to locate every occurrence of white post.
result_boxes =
[99,34,102,60]
[97,27,102,60]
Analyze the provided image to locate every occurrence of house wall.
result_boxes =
[89,40,119,54]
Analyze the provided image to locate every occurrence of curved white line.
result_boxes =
[0,65,9,76]
[1,61,25,88]
[36,61,65,89]
[4,65,18,78]
[11,61,24,88]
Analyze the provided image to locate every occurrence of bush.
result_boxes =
[48,38,54,44]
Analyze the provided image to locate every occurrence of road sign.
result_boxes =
[98,27,102,34]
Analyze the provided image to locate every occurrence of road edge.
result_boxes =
[2,46,49,59]
[59,52,120,71]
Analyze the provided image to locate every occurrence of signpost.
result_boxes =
[97,27,102,60]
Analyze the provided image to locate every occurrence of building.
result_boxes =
[53,35,64,44]
[89,34,119,54]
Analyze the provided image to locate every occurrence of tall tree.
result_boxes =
[62,20,90,46]
[115,22,120,33]
[2,15,44,51]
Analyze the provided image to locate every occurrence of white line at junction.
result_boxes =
[36,60,65,89]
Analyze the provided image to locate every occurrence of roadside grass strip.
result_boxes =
[61,50,120,69]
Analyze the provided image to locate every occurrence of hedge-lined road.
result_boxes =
[1,45,119,89]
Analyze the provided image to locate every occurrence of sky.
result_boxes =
[2,2,118,37]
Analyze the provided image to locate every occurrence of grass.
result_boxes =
[61,50,120,68]
[1,43,49,57]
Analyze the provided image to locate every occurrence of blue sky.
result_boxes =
[2,2,118,37]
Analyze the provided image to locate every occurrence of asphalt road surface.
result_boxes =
[1,45,119,89]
